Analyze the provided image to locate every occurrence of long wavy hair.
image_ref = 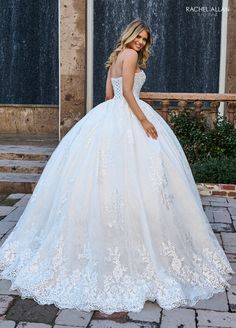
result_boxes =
[105,19,152,70]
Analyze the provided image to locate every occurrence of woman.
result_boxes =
[0,19,234,314]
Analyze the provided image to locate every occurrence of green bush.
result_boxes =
[169,110,236,183]
[190,157,236,184]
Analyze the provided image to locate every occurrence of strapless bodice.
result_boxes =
[111,70,146,99]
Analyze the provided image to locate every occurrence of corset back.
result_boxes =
[111,70,146,99]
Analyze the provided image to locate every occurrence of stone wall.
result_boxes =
[60,0,86,138]
[0,105,58,135]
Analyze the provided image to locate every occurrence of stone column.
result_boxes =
[60,0,86,138]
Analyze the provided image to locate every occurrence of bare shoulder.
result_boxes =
[122,48,138,59]
[121,49,138,68]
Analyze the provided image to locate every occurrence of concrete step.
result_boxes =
[0,133,59,147]
[0,140,56,194]
[0,159,46,173]
[0,145,55,161]
[0,172,39,194]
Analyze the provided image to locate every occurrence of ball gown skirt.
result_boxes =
[0,70,234,314]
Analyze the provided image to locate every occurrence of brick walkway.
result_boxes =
[0,193,236,328]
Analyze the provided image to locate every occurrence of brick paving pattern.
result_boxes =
[0,193,236,327]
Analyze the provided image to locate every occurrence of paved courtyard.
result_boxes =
[0,193,236,327]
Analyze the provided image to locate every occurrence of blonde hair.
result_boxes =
[105,19,152,69]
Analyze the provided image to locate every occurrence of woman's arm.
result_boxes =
[122,49,158,139]
[105,67,114,100]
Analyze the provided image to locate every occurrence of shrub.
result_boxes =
[169,110,236,183]
[190,157,236,184]
[169,111,236,164]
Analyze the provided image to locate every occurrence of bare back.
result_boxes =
[110,49,141,78]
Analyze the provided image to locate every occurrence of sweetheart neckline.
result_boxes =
[110,70,144,80]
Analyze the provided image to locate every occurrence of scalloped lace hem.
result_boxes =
[0,271,233,315]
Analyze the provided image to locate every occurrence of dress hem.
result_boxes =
[0,270,234,315]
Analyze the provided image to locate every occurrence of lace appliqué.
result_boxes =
[0,232,234,314]
[161,240,233,289]
[55,191,69,218]
[103,243,161,303]
[149,155,174,210]
[0,240,34,280]
[0,241,19,267]
[97,141,113,183]
[103,189,125,230]
[105,246,128,281]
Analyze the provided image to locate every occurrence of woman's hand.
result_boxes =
[140,119,158,139]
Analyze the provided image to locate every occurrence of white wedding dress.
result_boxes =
[0,70,234,314]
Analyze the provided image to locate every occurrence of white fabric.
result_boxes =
[0,70,234,314]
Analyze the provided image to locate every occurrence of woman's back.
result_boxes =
[109,49,140,79]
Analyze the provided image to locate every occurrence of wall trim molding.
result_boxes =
[86,0,94,113]
[218,0,229,116]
